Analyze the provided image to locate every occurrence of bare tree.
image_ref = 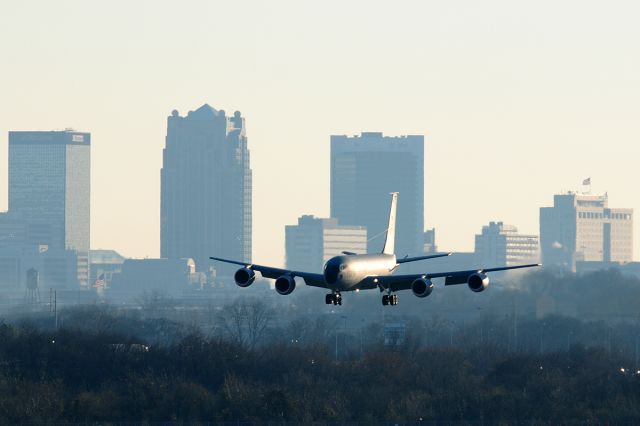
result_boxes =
[219,298,273,350]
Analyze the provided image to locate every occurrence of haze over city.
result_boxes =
[1,0,639,267]
[4,2,640,424]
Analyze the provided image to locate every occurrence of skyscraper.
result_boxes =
[8,130,91,287]
[330,132,424,257]
[161,105,252,276]
[540,192,633,270]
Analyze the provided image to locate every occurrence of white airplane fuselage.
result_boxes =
[323,253,397,291]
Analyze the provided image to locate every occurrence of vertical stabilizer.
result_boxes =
[382,192,398,255]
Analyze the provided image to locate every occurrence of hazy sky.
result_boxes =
[1,0,639,267]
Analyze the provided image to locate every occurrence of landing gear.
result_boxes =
[382,294,398,306]
[325,292,342,306]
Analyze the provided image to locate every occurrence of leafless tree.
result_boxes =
[219,298,273,350]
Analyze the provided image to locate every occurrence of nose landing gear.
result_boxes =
[325,292,342,305]
[382,294,398,306]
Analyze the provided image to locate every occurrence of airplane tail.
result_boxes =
[382,192,398,255]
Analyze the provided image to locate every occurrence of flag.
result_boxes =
[93,273,105,289]
[582,177,591,186]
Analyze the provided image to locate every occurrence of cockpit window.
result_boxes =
[324,262,340,284]
[340,264,347,271]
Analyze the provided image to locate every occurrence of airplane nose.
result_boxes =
[324,262,340,284]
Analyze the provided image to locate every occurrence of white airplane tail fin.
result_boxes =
[382,192,398,255]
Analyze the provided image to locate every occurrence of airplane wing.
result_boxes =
[369,263,541,292]
[209,256,327,288]
[396,252,452,264]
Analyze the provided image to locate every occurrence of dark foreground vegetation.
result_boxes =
[0,320,639,424]
[2,268,640,424]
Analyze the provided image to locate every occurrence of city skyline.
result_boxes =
[0,120,636,268]
[0,1,639,268]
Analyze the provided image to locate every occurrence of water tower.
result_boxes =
[24,267,40,304]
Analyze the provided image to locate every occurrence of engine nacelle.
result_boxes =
[467,272,489,292]
[234,267,256,287]
[411,278,434,298]
[275,275,296,295]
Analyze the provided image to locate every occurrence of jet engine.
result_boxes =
[411,278,434,298]
[275,275,296,295]
[467,272,489,292]
[234,267,256,287]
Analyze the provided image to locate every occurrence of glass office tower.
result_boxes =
[8,130,90,287]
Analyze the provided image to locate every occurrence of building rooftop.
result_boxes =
[186,103,224,119]
[332,132,422,140]
[90,249,127,264]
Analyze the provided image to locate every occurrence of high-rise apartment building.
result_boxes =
[330,132,424,257]
[8,130,91,287]
[540,193,633,270]
[285,215,367,273]
[161,105,252,276]
[474,221,539,267]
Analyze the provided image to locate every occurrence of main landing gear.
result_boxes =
[325,292,342,305]
[382,294,398,306]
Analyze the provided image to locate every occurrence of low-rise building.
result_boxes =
[285,215,367,272]
[89,249,127,289]
[475,221,539,267]
[110,258,199,297]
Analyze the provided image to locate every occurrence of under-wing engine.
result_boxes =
[275,275,296,295]
[234,268,256,287]
[411,278,434,298]
[467,272,489,292]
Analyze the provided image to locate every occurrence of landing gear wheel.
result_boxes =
[326,293,342,306]
[382,294,398,306]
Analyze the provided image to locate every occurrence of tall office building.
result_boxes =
[540,192,633,270]
[8,130,91,287]
[285,215,367,272]
[474,221,539,267]
[161,105,252,276]
[331,132,424,257]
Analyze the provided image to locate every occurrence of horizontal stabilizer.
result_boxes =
[397,253,452,264]
[342,251,357,256]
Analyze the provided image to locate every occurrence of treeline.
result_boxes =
[0,320,640,424]
[2,267,640,423]
[297,267,640,324]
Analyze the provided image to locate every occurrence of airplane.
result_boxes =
[210,192,540,306]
